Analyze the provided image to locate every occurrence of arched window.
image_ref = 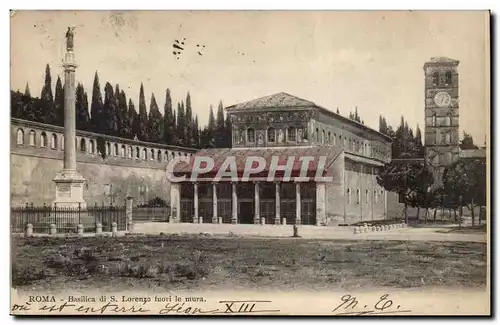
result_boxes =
[164,151,169,161]
[287,127,296,142]
[40,132,47,148]
[247,128,255,143]
[445,114,451,126]
[432,114,436,127]
[51,134,57,149]
[114,143,119,156]
[121,145,126,157]
[365,189,369,203]
[106,143,111,155]
[356,189,360,204]
[432,72,439,86]
[136,147,140,159]
[80,138,86,152]
[445,132,451,144]
[16,129,24,145]
[347,188,351,204]
[328,131,331,145]
[157,150,162,161]
[374,190,378,203]
[29,130,36,146]
[322,130,326,144]
[142,148,147,160]
[150,149,155,160]
[333,133,336,145]
[128,146,133,158]
[267,127,276,143]
[445,71,452,85]
[89,140,95,154]
[172,152,176,159]
[315,128,319,142]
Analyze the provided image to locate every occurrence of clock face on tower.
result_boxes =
[434,91,452,107]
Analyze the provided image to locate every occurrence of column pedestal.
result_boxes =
[52,169,86,209]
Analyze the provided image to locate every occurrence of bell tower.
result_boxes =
[423,57,460,186]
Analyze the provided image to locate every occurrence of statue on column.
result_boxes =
[65,26,75,52]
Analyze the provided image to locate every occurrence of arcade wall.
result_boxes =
[11,118,197,206]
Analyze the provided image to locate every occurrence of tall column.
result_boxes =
[295,182,301,225]
[316,183,326,226]
[231,182,238,224]
[193,183,199,223]
[212,183,218,223]
[254,182,260,224]
[275,182,281,225]
[53,27,86,209]
[384,189,388,219]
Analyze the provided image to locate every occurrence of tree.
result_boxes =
[193,115,200,148]
[76,83,91,131]
[90,71,104,133]
[443,159,486,226]
[117,90,130,138]
[148,92,163,143]
[377,161,434,223]
[224,109,232,148]
[40,64,55,124]
[185,92,194,147]
[163,88,176,145]
[53,76,64,126]
[102,82,118,135]
[176,101,186,146]
[137,83,148,141]
[414,124,424,156]
[336,107,340,114]
[214,101,226,147]
[129,99,139,139]
[460,132,479,150]
[24,83,31,98]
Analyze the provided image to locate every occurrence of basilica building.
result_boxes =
[170,92,392,226]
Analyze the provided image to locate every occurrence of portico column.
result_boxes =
[295,182,301,225]
[275,182,281,225]
[212,183,218,223]
[254,182,260,224]
[231,182,238,224]
[384,189,388,219]
[193,183,199,223]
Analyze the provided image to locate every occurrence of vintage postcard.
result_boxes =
[10,10,490,316]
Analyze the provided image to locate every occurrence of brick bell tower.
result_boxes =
[423,57,460,186]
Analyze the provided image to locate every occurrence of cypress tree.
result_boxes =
[215,100,226,147]
[224,107,232,148]
[90,71,104,133]
[176,101,186,146]
[163,88,176,145]
[76,83,90,131]
[24,82,31,98]
[53,76,64,126]
[40,64,54,123]
[148,92,163,143]
[129,99,139,139]
[103,82,118,135]
[117,90,130,138]
[138,83,148,141]
[185,92,193,147]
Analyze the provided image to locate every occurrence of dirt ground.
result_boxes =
[11,235,487,294]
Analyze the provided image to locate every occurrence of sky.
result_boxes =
[10,10,489,144]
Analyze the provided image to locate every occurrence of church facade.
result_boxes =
[170,92,392,226]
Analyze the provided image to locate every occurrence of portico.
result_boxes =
[171,146,340,225]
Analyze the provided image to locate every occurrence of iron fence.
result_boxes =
[132,201,170,223]
[11,203,127,234]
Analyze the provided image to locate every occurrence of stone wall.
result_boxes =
[11,118,197,206]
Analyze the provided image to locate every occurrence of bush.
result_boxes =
[12,262,48,286]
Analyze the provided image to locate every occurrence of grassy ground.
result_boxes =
[11,235,487,293]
